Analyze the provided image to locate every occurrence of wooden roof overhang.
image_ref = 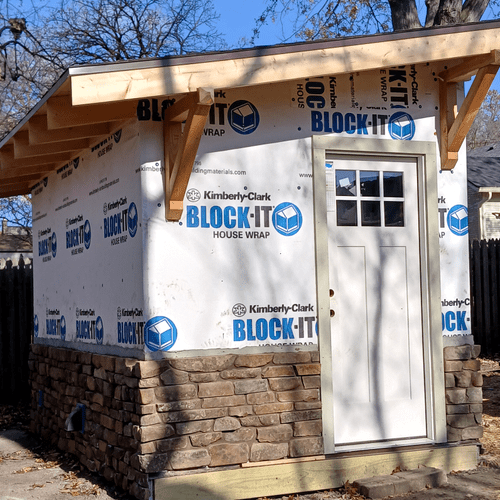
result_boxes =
[3,21,500,221]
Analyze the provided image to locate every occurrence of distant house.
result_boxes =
[0,219,32,264]
[467,143,500,240]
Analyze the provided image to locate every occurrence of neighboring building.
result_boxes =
[0,20,499,500]
[467,143,500,240]
[0,219,32,264]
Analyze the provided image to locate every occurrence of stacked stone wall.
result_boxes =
[29,346,322,500]
[444,344,483,442]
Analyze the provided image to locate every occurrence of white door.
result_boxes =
[326,154,427,447]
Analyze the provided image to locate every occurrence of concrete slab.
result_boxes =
[353,466,447,499]
[0,430,39,455]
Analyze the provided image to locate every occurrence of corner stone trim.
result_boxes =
[443,344,483,442]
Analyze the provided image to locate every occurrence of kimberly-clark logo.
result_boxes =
[228,100,259,135]
[144,316,177,352]
[389,112,415,140]
[272,203,303,236]
[447,205,468,236]
[232,303,247,317]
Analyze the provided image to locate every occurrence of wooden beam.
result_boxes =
[439,80,459,169]
[1,173,43,185]
[0,164,53,179]
[0,145,72,169]
[71,27,500,106]
[155,444,477,500]
[47,95,137,129]
[29,114,113,144]
[164,88,213,221]
[439,49,500,83]
[13,131,89,158]
[441,64,499,170]
[0,183,33,198]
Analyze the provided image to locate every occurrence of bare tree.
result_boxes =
[0,195,32,242]
[0,0,226,234]
[252,0,498,43]
[467,90,500,149]
[46,0,225,64]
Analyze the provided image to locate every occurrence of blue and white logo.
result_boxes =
[95,316,104,345]
[34,315,39,338]
[60,315,66,341]
[144,316,178,352]
[447,204,468,236]
[128,202,138,238]
[272,202,303,236]
[389,112,415,141]
[51,232,57,258]
[84,220,92,249]
[228,100,260,135]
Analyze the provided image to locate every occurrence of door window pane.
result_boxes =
[383,172,404,198]
[360,171,380,197]
[385,201,404,227]
[361,201,381,226]
[337,200,357,226]
[336,170,356,196]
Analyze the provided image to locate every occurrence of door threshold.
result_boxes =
[333,437,434,454]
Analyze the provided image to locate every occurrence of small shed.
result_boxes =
[0,20,497,500]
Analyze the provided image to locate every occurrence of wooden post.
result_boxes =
[163,88,213,221]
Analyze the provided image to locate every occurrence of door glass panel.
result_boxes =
[383,172,404,197]
[361,201,381,226]
[360,171,380,197]
[385,201,404,227]
[337,200,357,226]
[336,170,356,196]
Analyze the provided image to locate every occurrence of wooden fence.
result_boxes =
[0,256,33,404]
[470,239,500,356]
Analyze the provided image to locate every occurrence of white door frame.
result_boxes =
[312,136,446,454]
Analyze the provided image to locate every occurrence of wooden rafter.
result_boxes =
[163,88,213,221]
[47,96,137,129]
[439,50,500,170]
[13,131,90,158]
[0,145,73,169]
[29,115,113,144]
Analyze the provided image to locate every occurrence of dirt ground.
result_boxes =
[0,359,499,500]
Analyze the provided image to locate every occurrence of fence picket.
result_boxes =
[0,257,33,404]
[470,239,500,356]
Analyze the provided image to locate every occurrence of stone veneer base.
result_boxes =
[28,344,482,500]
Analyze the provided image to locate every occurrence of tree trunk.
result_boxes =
[461,0,490,22]
[388,0,422,30]
[434,0,463,25]
[425,0,440,26]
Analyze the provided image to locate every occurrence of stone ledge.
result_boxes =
[353,466,447,499]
